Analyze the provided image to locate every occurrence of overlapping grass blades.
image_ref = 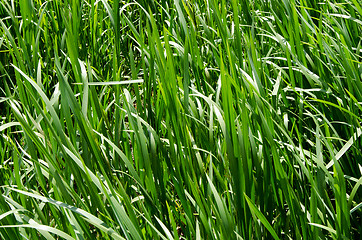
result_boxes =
[0,0,361,239]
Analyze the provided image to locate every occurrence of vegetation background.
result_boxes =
[0,0,361,239]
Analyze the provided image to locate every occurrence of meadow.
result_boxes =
[0,0,361,239]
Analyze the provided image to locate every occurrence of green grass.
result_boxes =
[0,0,361,239]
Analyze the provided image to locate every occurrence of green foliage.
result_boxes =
[0,0,361,239]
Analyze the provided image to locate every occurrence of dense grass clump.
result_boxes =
[0,0,361,239]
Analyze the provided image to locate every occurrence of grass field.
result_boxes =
[0,0,361,239]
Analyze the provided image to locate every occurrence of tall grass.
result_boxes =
[0,0,361,239]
